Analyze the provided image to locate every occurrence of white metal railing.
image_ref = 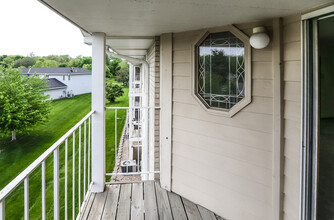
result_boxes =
[0,111,94,220]
[105,106,160,179]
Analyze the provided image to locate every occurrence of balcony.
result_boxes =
[0,109,223,220]
[80,181,224,220]
[0,106,160,219]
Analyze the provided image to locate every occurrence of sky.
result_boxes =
[0,0,91,57]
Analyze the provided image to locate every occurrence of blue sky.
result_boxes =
[0,0,91,57]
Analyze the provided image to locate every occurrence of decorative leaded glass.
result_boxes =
[197,31,245,109]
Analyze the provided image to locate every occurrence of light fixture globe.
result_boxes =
[249,27,270,49]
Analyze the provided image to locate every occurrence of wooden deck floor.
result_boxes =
[80,181,224,220]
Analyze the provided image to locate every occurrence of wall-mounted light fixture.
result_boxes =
[249,27,270,49]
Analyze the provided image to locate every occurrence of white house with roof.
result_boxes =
[44,78,67,100]
[21,67,91,99]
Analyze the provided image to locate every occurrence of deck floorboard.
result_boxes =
[82,181,225,220]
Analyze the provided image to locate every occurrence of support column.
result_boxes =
[91,32,106,193]
[160,33,173,191]
[142,64,149,181]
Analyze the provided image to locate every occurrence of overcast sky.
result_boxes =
[0,0,91,57]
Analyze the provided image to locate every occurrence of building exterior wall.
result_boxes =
[282,14,302,220]
[52,74,91,96]
[45,88,67,100]
[147,37,161,178]
[169,20,275,220]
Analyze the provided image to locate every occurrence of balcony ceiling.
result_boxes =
[39,0,330,58]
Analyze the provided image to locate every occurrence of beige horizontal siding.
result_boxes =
[252,61,273,80]
[147,37,160,178]
[172,141,272,187]
[284,61,301,82]
[173,102,273,133]
[173,128,272,169]
[282,14,302,220]
[171,21,275,219]
[172,168,272,220]
[173,115,272,152]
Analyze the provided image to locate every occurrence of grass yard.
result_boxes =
[0,87,128,219]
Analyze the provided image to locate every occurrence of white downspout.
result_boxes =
[128,63,134,161]
[106,47,150,181]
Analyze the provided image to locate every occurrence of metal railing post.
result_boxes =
[53,148,59,220]
[91,32,106,193]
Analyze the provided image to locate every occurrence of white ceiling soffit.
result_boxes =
[39,0,331,58]
[106,38,153,58]
[39,0,331,37]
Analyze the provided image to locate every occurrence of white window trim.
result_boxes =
[191,25,252,117]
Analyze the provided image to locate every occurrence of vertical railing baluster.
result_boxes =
[0,112,94,220]
[78,126,81,211]
[42,161,46,220]
[72,131,75,220]
[88,117,91,184]
[24,177,29,220]
[84,121,87,197]
[115,109,117,166]
[0,199,5,220]
[65,139,68,220]
[54,148,59,220]
[138,136,140,172]
[137,108,140,172]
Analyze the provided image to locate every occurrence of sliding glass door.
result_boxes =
[302,12,334,220]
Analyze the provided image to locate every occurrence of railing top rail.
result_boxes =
[105,106,160,110]
[0,110,95,201]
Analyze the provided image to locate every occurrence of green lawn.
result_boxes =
[0,87,128,219]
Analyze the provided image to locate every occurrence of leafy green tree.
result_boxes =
[105,81,124,103]
[13,55,24,61]
[45,55,71,66]
[0,66,51,141]
[115,61,129,86]
[2,56,15,67]
[107,57,122,77]
[82,63,92,70]
[0,55,7,62]
[33,59,59,68]
[67,58,81,67]
[13,57,37,68]
[80,56,92,67]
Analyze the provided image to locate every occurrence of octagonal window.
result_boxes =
[196,31,247,110]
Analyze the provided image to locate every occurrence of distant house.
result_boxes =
[21,67,91,100]
[45,78,67,100]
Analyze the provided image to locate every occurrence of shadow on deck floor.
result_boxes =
[80,181,225,220]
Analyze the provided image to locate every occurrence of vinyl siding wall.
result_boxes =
[282,14,302,220]
[170,20,275,220]
[147,37,161,178]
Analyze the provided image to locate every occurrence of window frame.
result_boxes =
[192,25,252,117]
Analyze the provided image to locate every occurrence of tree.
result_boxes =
[107,57,122,77]
[115,61,129,86]
[33,59,59,68]
[13,57,37,68]
[79,56,92,67]
[1,56,17,67]
[0,66,51,141]
[82,63,92,70]
[67,58,81,67]
[105,80,124,103]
